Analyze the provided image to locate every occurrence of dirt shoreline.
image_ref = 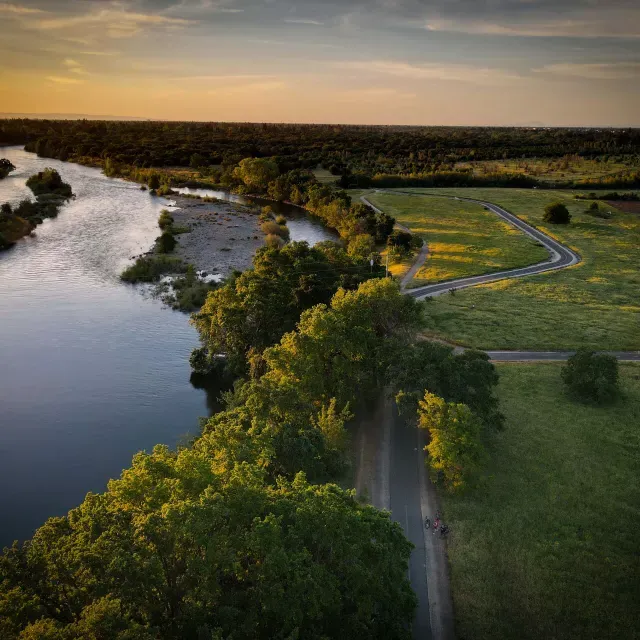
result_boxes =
[167,194,264,276]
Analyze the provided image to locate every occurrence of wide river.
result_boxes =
[0,147,335,547]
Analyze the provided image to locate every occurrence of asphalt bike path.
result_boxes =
[359,191,637,640]
[361,190,580,299]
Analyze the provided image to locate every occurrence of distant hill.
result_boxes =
[0,112,150,121]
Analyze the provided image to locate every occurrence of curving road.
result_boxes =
[362,190,581,299]
[359,190,637,640]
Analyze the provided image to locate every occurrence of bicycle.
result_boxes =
[424,511,441,531]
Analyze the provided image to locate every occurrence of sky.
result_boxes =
[0,0,638,126]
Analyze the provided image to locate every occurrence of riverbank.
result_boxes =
[168,194,263,276]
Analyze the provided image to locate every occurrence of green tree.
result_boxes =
[262,278,423,410]
[347,233,376,260]
[233,157,279,192]
[418,392,485,492]
[393,343,503,430]
[561,349,619,403]
[25,169,72,198]
[192,241,381,375]
[148,173,161,190]
[0,158,15,179]
[189,153,206,169]
[0,461,416,640]
[156,231,177,253]
[543,201,571,224]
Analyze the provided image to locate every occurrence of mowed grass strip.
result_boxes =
[410,188,640,351]
[440,362,640,640]
[364,193,547,286]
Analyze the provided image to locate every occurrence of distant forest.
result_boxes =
[1,120,638,171]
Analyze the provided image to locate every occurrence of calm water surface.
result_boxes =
[1,148,210,546]
[0,148,338,547]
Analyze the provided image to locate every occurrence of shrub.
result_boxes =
[275,214,287,225]
[156,185,175,197]
[264,233,285,249]
[259,206,275,222]
[261,220,289,239]
[543,201,571,224]
[158,210,174,229]
[157,231,177,253]
[561,350,619,404]
[148,174,161,190]
[121,254,186,282]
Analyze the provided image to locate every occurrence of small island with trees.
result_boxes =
[0,158,15,179]
[0,168,73,250]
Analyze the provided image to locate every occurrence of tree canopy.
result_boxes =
[543,201,571,224]
[1,278,425,639]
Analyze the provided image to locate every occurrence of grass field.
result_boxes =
[406,188,640,351]
[364,192,547,286]
[441,362,640,640]
[313,167,338,184]
[454,156,639,183]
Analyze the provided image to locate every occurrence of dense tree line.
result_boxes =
[1,247,504,638]
[1,119,639,178]
[0,279,423,639]
[192,240,386,376]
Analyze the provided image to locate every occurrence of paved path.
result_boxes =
[362,196,430,290]
[357,191,636,640]
[362,190,581,299]
[354,393,454,640]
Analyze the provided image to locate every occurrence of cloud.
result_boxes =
[79,50,120,57]
[284,18,324,26]
[164,0,244,13]
[336,87,416,102]
[58,58,90,77]
[207,80,286,96]
[338,60,521,85]
[31,8,195,39]
[423,17,640,38]
[0,2,45,15]
[46,75,84,85]
[534,62,640,80]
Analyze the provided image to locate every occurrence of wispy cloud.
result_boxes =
[534,62,640,80]
[424,17,640,38]
[0,2,45,15]
[336,87,416,102]
[338,60,521,85]
[31,9,196,39]
[207,80,286,96]
[79,50,120,57]
[46,75,84,85]
[285,18,324,26]
[165,0,244,13]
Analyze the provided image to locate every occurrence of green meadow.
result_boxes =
[441,362,640,640]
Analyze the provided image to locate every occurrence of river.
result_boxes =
[0,147,334,547]
[174,186,337,246]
